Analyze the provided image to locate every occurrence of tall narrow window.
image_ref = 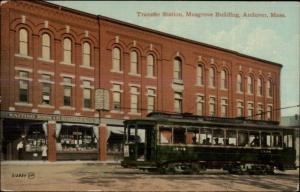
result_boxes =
[257,104,264,120]
[197,65,203,85]
[247,103,254,119]
[19,71,29,102]
[130,86,139,113]
[237,74,243,92]
[267,80,273,97]
[237,101,244,117]
[41,33,50,60]
[83,80,91,108]
[63,77,72,106]
[247,76,254,94]
[209,97,216,116]
[41,74,51,105]
[257,78,263,96]
[130,51,138,74]
[221,70,228,89]
[82,42,91,66]
[174,92,183,113]
[209,67,216,87]
[147,89,156,113]
[19,28,28,56]
[173,57,182,80]
[147,55,155,77]
[267,105,273,120]
[221,98,228,117]
[112,84,121,111]
[63,38,72,63]
[196,95,204,115]
[112,48,121,72]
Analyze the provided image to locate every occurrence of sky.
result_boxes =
[51,1,299,117]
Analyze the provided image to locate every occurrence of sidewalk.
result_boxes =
[0,160,121,165]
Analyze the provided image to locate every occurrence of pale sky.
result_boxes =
[51,1,300,117]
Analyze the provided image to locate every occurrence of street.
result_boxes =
[1,161,299,191]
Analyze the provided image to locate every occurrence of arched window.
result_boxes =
[41,33,50,60]
[221,70,228,89]
[173,57,182,80]
[197,65,203,85]
[237,74,243,92]
[209,67,215,87]
[82,42,91,66]
[247,76,254,94]
[147,54,155,77]
[112,47,121,71]
[19,28,28,55]
[130,51,138,74]
[63,38,72,63]
[257,78,263,96]
[267,80,273,97]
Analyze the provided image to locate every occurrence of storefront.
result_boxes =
[106,125,124,161]
[56,123,99,160]
[1,111,100,161]
[2,119,47,160]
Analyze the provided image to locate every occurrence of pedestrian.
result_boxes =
[41,142,47,161]
[16,140,24,160]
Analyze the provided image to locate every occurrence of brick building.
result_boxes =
[0,1,281,161]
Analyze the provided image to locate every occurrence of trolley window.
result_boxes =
[186,127,199,144]
[225,130,237,146]
[272,132,282,147]
[249,132,260,147]
[261,132,271,148]
[238,131,248,147]
[283,132,293,148]
[213,129,224,145]
[173,127,186,144]
[200,128,212,145]
[126,125,136,143]
[159,126,172,144]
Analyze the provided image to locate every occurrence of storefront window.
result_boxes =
[25,125,46,152]
[56,125,98,152]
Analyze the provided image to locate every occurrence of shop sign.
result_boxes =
[1,111,99,124]
[95,88,109,111]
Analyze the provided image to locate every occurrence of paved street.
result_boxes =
[1,161,299,191]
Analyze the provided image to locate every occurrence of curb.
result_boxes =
[0,160,121,165]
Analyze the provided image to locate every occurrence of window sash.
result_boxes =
[42,46,50,60]
[221,105,227,117]
[112,48,121,71]
[221,71,227,89]
[131,94,138,112]
[113,92,121,110]
[63,86,72,106]
[19,80,29,102]
[148,96,155,112]
[42,83,51,104]
[197,66,203,85]
[147,55,154,76]
[19,29,28,55]
[19,71,29,78]
[197,102,204,115]
[174,99,182,113]
[237,75,243,92]
[173,59,182,79]
[83,88,91,108]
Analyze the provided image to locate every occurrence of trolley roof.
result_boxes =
[124,112,294,131]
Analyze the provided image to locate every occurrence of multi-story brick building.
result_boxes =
[0,1,281,161]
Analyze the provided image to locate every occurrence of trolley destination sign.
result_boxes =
[1,111,99,124]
